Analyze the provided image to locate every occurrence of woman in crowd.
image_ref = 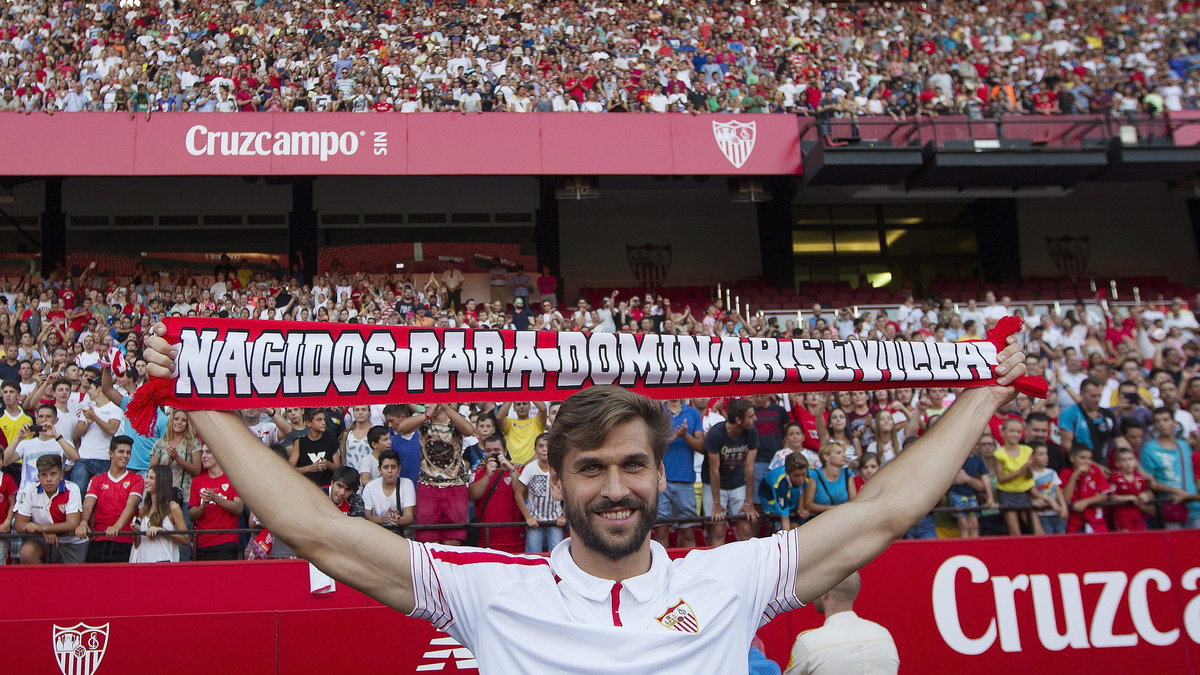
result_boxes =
[130,465,189,563]
[803,443,857,518]
[149,409,202,510]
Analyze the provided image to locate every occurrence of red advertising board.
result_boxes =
[3,531,1198,673]
[0,113,802,177]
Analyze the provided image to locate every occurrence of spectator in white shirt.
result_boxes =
[784,571,899,675]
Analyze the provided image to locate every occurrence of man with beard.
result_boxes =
[141,323,1027,673]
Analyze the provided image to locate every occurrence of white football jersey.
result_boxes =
[408,531,803,674]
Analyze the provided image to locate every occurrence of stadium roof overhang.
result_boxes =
[800,113,1200,191]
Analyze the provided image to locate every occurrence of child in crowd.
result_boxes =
[514,433,564,553]
[356,425,392,488]
[993,418,1044,535]
[852,452,881,492]
[1029,443,1067,534]
[1060,446,1113,533]
[759,452,809,531]
[1109,447,1153,532]
[769,421,820,471]
[326,466,364,517]
[948,432,995,538]
[362,450,416,529]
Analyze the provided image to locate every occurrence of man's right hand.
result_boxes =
[74,523,89,539]
[143,323,176,378]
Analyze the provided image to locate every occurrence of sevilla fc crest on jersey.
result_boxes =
[656,599,699,633]
[52,622,109,675]
[712,120,756,169]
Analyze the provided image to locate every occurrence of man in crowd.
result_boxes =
[705,398,760,545]
[395,403,476,546]
[70,374,125,494]
[3,404,79,493]
[496,399,547,465]
[467,434,523,552]
[75,436,143,562]
[1058,378,1118,455]
[783,572,898,674]
[652,398,704,549]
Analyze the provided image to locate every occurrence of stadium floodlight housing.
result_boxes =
[728,178,770,203]
[555,176,599,200]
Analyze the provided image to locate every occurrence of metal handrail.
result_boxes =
[1,498,1176,547]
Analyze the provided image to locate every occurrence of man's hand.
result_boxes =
[741,503,759,523]
[675,421,688,438]
[104,524,120,537]
[985,336,1028,407]
[525,515,539,528]
[953,469,969,485]
[555,515,566,527]
[144,323,176,377]
[710,505,726,523]
[43,532,59,546]
[75,523,89,539]
[21,522,41,534]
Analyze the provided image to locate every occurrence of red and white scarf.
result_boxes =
[127,316,1046,434]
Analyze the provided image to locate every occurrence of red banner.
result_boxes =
[0,112,802,176]
[126,316,1044,434]
[3,531,1197,673]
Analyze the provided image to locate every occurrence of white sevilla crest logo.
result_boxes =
[52,622,109,675]
[712,120,756,169]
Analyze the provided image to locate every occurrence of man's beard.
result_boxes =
[563,492,657,560]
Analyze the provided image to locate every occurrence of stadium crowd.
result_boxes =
[0,256,1197,565]
[0,0,1198,115]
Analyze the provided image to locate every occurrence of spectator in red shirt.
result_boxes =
[189,445,244,561]
[74,435,144,562]
[468,434,523,552]
[1059,446,1113,534]
[1109,447,1154,532]
[0,463,16,564]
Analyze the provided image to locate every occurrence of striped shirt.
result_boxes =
[517,461,562,521]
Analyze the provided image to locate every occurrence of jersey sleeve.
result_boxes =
[15,484,34,517]
[406,541,546,647]
[682,529,803,630]
[65,485,83,514]
[399,478,417,509]
[129,474,145,499]
[517,462,535,486]
[85,475,101,501]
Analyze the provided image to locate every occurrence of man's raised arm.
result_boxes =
[143,325,416,614]
[790,338,1027,603]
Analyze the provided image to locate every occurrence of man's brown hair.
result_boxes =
[546,386,673,474]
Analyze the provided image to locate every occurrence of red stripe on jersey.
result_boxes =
[430,549,549,567]
[610,582,623,627]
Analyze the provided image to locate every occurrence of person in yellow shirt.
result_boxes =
[496,400,547,465]
[0,381,32,452]
[992,419,1044,536]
